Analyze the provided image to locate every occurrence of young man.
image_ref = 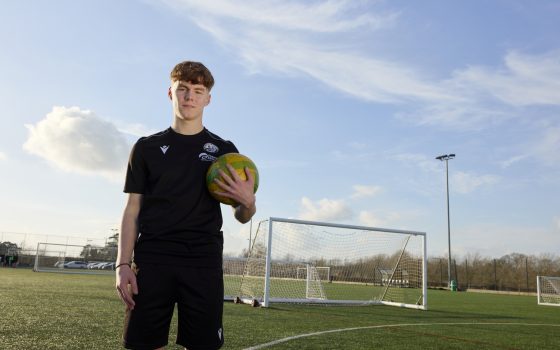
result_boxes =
[116,61,256,350]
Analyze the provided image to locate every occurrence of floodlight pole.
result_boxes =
[436,154,455,289]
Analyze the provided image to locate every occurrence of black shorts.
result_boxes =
[123,263,224,350]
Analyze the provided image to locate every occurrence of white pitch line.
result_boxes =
[243,322,560,350]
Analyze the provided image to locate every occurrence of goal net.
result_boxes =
[237,217,427,309]
[34,242,117,274]
[537,276,560,306]
[34,241,256,301]
[296,266,331,281]
[223,256,247,300]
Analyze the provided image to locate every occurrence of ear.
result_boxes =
[205,93,211,106]
[168,87,172,100]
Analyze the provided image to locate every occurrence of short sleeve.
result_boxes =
[123,140,147,194]
[228,141,239,154]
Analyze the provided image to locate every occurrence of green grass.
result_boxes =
[1,269,559,349]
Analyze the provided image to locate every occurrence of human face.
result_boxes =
[168,80,211,122]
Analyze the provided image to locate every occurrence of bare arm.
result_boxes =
[234,196,256,224]
[115,193,142,310]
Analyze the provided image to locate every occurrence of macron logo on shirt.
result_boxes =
[160,145,170,154]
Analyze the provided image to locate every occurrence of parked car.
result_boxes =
[94,262,110,269]
[64,261,88,269]
[101,262,115,270]
[87,262,106,269]
[87,262,99,269]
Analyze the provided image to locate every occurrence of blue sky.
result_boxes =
[1,0,559,258]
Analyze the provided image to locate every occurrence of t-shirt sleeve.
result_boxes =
[124,140,147,194]
[228,141,239,154]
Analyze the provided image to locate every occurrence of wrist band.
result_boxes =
[115,262,131,269]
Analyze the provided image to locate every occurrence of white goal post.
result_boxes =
[537,276,560,307]
[237,217,427,310]
[296,266,331,281]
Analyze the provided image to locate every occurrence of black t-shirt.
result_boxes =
[124,127,238,266]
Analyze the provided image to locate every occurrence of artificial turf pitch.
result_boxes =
[1,268,559,349]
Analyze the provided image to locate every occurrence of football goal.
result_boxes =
[237,217,427,310]
[537,276,560,307]
[34,242,116,274]
[34,241,257,301]
[296,266,331,281]
[33,243,256,300]
[33,243,258,292]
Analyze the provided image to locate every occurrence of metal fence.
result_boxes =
[428,254,560,293]
[1,231,108,268]
[3,230,559,294]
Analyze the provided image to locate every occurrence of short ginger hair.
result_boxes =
[170,61,215,91]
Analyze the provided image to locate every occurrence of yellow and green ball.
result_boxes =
[206,153,259,206]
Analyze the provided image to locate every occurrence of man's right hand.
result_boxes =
[116,265,138,310]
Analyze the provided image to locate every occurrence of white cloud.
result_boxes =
[0,151,6,161]
[499,124,560,168]
[497,124,560,169]
[532,126,560,167]
[395,153,441,173]
[358,210,384,227]
[299,196,352,222]
[114,121,158,138]
[23,106,130,180]
[351,185,382,199]
[358,210,401,228]
[452,171,500,194]
[454,50,560,107]
[500,154,529,168]
[159,0,398,33]
[411,50,560,129]
[401,99,512,130]
[155,1,560,131]
[155,0,454,104]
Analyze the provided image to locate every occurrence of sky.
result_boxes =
[1,0,559,258]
